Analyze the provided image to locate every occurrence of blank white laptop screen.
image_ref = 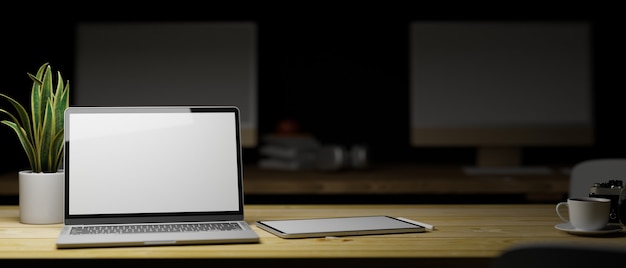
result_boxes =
[66,107,240,216]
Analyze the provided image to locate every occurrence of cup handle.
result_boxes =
[555,202,569,223]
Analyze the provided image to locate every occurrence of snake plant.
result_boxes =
[0,63,70,173]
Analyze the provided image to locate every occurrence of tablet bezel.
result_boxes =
[255,215,426,239]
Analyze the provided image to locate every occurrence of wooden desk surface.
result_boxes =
[1,204,624,267]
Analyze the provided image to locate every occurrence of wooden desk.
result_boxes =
[244,164,569,202]
[1,204,624,267]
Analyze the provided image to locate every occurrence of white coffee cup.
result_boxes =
[556,197,611,231]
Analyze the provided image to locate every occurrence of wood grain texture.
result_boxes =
[1,204,624,267]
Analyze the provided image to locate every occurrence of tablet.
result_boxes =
[255,215,426,238]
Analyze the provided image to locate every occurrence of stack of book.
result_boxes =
[257,135,321,171]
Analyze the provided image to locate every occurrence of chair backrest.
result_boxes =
[491,242,626,268]
[569,158,626,199]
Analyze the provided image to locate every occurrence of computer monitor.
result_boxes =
[73,21,257,147]
[409,20,593,174]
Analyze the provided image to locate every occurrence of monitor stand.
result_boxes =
[462,147,553,176]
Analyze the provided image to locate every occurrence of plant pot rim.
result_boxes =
[19,170,64,175]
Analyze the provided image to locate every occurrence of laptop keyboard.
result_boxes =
[69,222,243,235]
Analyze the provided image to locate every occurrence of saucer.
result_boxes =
[554,222,623,236]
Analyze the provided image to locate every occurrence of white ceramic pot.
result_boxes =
[18,170,64,224]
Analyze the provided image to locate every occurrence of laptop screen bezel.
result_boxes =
[63,106,246,225]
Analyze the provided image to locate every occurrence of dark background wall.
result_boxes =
[1,5,624,172]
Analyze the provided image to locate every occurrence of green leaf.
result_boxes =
[30,75,42,152]
[1,120,37,171]
[40,101,54,172]
[52,129,65,170]
[53,73,69,134]
[1,62,69,173]
[0,93,33,141]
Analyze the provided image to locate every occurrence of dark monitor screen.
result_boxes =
[74,21,257,147]
[409,21,593,170]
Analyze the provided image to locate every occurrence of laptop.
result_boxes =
[56,106,260,249]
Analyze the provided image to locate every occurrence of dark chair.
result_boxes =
[491,242,626,268]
